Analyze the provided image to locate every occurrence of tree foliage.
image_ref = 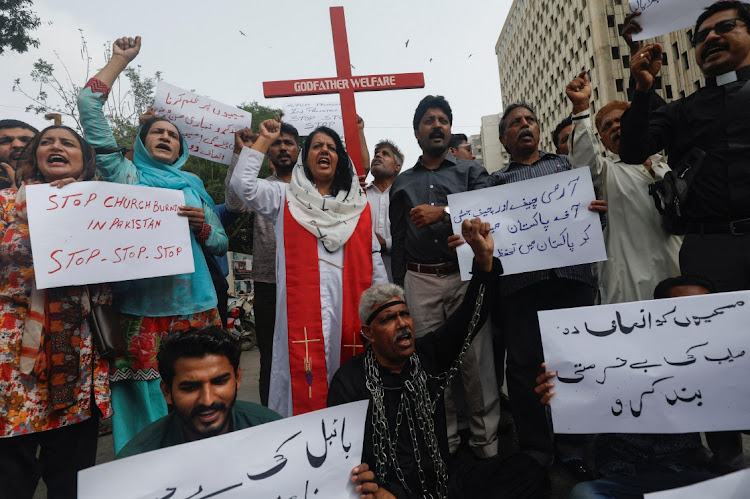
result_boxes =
[0,0,40,55]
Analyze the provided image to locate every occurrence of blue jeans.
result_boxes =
[570,471,717,499]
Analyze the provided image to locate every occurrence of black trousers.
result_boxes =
[497,278,595,465]
[254,281,277,407]
[448,452,549,498]
[680,232,750,470]
[0,415,99,499]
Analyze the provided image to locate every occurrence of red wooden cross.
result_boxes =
[263,6,425,176]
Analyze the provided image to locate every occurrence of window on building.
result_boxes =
[662,52,668,65]
[682,52,690,70]
[680,90,686,98]
[582,0,587,7]
[590,56,595,68]
[616,79,624,92]
[618,23,624,35]
[594,87,599,100]
[612,46,620,59]
[654,76,662,89]
[607,15,615,27]
[672,43,679,61]
[586,26,591,37]
[695,80,701,91]
[666,85,673,99]
[622,54,630,68]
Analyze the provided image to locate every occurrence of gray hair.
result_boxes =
[359,283,406,324]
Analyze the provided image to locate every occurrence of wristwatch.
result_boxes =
[443,206,450,223]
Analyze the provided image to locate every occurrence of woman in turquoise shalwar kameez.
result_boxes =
[77,35,228,452]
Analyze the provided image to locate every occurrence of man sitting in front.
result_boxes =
[327,218,547,499]
[118,326,379,497]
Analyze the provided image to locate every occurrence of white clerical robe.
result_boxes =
[230,147,388,417]
[570,112,683,304]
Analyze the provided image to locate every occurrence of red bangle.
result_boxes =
[84,78,111,99]
[196,223,211,242]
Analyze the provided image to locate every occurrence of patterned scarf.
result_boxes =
[287,163,367,252]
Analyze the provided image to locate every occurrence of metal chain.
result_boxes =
[362,282,486,498]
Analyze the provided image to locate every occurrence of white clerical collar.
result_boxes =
[716,71,738,86]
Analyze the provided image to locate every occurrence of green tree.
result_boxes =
[0,0,40,55]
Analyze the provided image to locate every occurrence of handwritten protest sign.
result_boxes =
[539,291,750,434]
[152,81,252,165]
[629,0,714,41]
[644,469,750,499]
[78,401,369,499]
[447,167,606,280]
[26,182,194,289]
[282,101,345,139]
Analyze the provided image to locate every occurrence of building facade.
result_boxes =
[495,0,706,152]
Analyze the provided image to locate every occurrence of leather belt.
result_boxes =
[686,218,750,235]
[407,262,459,276]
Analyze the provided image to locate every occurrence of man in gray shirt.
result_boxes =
[389,95,500,459]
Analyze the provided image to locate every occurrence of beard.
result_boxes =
[177,392,237,440]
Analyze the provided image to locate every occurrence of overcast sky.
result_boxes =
[1,0,514,168]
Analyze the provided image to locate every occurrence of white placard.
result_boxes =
[282,102,344,138]
[629,0,714,41]
[644,469,750,498]
[539,291,750,434]
[26,182,194,289]
[152,81,252,165]
[78,401,369,499]
[447,168,606,280]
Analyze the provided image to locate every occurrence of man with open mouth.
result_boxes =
[620,0,750,472]
[328,218,548,498]
[565,71,683,306]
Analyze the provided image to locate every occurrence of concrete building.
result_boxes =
[495,0,706,152]
[469,133,484,167]
[480,114,506,173]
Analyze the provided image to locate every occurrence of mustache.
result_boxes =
[191,402,226,418]
[393,327,412,344]
[429,129,445,139]
[518,129,534,139]
[702,40,729,59]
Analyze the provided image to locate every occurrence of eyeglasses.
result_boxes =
[693,18,745,46]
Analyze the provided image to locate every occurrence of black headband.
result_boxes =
[365,300,406,325]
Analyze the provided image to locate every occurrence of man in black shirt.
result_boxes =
[389,95,500,460]
[620,0,750,470]
[327,218,546,499]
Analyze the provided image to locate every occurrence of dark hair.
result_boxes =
[449,133,469,149]
[0,119,38,134]
[695,1,750,43]
[551,116,573,148]
[280,122,300,144]
[653,275,717,299]
[15,126,96,186]
[302,126,354,197]
[139,117,185,160]
[498,102,537,138]
[157,326,241,386]
[374,139,405,166]
[412,95,453,130]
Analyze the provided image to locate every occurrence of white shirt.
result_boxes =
[366,182,393,282]
[569,112,683,304]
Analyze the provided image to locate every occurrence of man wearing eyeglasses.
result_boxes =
[619,0,750,472]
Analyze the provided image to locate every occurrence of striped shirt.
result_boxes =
[490,151,597,296]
